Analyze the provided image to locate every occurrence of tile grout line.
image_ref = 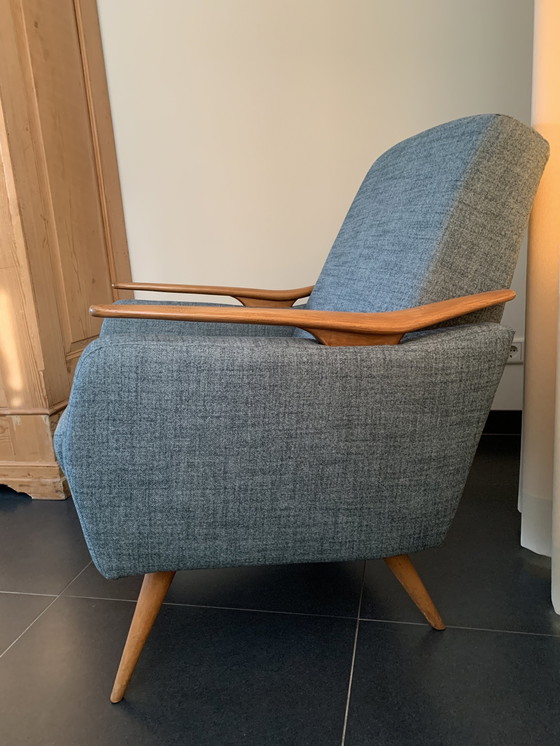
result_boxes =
[0,590,58,598]
[162,601,356,621]
[359,616,560,639]
[9,582,558,640]
[62,593,358,621]
[340,562,366,746]
[50,591,560,639]
[446,623,560,638]
[0,560,92,659]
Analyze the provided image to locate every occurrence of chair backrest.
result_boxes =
[295,114,548,335]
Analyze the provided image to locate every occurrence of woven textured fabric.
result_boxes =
[294,114,548,337]
[55,324,511,579]
[100,300,296,338]
[55,114,546,582]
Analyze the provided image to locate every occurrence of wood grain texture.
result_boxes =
[74,0,133,301]
[111,571,176,703]
[92,289,514,346]
[0,467,69,500]
[0,0,70,405]
[0,413,68,499]
[113,281,314,307]
[235,297,301,308]
[20,0,114,343]
[0,0,132,498]
[383,554,446,630]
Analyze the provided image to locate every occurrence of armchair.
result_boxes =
[55,114,548,702]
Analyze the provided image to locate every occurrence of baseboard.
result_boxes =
[483,410,522,434]
[0,462,69,500]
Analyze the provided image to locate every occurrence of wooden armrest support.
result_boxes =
[112,282,314,308]
[91,289,514,346]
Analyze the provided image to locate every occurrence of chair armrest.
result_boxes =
[91,289,515,346]
[112,282,315,308]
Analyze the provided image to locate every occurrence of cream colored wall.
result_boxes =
[97,0,534,408]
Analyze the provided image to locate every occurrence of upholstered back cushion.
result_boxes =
[294,115,548,337]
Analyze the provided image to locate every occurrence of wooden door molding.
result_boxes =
[74,0,133,300]
[0,0,132,498]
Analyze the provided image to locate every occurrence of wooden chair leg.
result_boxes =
[383,554,446,630]
[110,570,176,703]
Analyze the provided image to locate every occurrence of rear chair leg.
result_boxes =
[383,554,446,630]
[110,570,176,703]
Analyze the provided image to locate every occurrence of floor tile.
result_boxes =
[63,560,364,617]
[345,621,560,746]
[360,436,560,635]
[0,593,53,654]
[0,489,91,594]
[2,433,559,745]
[0,596,355,745]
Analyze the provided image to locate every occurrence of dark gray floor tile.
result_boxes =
[0,593,53,654]
[360,436,560,635]
[345,621,560,746]
[0,596,355,745]
[0,489,91,594]
[63,560,364,617]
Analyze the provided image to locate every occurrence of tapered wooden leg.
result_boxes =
[110,570,176,703]
[383,554,446,630]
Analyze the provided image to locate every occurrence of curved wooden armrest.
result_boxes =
[91,289,514,346]
[112,282,314,308]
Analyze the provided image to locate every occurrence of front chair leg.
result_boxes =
[110,570,176,703]
[383,554,446,630]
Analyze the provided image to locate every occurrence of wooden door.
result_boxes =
[0,0,132,498]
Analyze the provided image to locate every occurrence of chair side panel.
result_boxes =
[55,326,512,578]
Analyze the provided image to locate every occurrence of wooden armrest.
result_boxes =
[91,289,514,346]
[112,282,314,308]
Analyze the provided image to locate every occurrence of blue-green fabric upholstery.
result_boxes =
[294,114,548,336]
[55,114,548,579]
[55,325,511,578]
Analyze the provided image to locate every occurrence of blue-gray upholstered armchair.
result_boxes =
[55,114,548,702]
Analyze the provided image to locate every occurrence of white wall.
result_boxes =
[97,0,534,408]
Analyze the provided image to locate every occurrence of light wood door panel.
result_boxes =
[21,0,113,348]
[0,0,132,498]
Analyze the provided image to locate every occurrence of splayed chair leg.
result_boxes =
[110,570,176,703]
[383,554,446,630]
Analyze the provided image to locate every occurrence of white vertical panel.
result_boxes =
[520,0,560,611]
